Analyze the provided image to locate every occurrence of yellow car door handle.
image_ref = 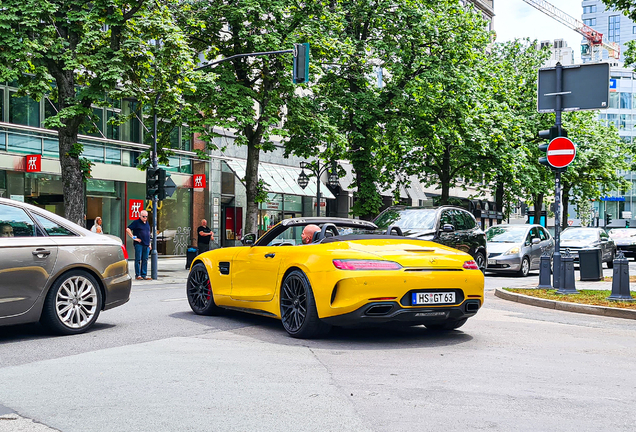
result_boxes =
[265,253,275,258]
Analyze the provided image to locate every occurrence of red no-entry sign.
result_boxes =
[547,137,576,169]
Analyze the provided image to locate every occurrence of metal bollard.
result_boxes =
[607,250,634,301]
[538,251,552,289]
[556,249,578,295]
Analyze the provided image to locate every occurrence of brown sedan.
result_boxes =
[0,198,131,334]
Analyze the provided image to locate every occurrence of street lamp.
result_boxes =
[297,160,339,217]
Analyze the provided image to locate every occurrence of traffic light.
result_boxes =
[146,167,159,199]
[293,43,310,84]
[538,125,568,168]
[605,213,613,226]
[157,168,167,201]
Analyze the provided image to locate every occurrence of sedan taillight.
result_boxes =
[121,244,129,260]
[332,259,402,270]
[463,260,479,270]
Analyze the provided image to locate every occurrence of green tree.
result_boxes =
[175,0,326,234]
[560,111,630,228]
[478,40,551,219]
[378,1,493,208]
[0,0,197,225]
[286,0,492,219]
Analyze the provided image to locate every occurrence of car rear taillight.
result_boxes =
[332,259,402,270]
[463,260,479,270]
[121,244,129,260]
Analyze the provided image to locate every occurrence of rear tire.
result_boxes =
[280,270,331,339]
[607,251,615,269]
[40,270,102,335]
[425,318,468,331]
[187,263,222,316]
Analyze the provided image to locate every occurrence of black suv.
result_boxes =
[373,206,488,271]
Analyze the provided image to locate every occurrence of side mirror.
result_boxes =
[532,238,541,245]
[442,224,455,232]
[241,233,256,246]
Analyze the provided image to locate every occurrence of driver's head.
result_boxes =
[301,224,321,244]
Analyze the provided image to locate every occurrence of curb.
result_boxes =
[494,288,636,320]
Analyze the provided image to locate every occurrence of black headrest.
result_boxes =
[312,230,321,243]
[324,231,334,237]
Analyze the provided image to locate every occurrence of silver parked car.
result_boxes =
[608,228,636,259]
[485,224,554,277]
[560,227,616,268]
[0,198,131,334]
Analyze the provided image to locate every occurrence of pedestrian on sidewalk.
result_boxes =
[126,210,152,280]
[91,216,103,234]
[197,219,214,255]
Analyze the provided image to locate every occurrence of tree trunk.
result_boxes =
[532,193,544,226]
[495,181,504,223]
[244,140,261,236]
[561,184,571,229]
[55,69,86,227]
[438,144,452,205]
[58,129,85,226]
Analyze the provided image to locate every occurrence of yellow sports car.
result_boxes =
[186,217,484,338]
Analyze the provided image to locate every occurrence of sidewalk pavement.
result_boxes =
[499,266,636,320]
[128,257,190,285]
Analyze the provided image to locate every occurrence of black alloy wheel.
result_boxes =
[280,270,330,339]
[474,251,487,273]
[607,251,615,269]
[187,263,221,315]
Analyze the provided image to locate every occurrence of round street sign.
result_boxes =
[546,137,576,169]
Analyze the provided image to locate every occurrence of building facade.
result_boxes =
[0,81,206,256]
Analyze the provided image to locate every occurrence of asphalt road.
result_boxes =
[1,264,636,432]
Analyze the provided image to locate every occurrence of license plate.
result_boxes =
[412,292,455,305]
[488,259,496,265]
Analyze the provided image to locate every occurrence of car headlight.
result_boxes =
[504,246,520,256]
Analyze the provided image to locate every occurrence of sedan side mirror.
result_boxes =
[532,238,541,245]
[442,224,455,232]
[241,233,256,246]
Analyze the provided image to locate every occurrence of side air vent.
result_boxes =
[219,262,230,275]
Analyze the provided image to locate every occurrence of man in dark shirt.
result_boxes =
[197,219,214,255]
[126,210,152,280]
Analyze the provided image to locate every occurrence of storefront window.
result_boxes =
[23,173,64,215]
[126,183,192,256]
[9,92,40,127]
[86,179,122,238]
[258,193,304,235]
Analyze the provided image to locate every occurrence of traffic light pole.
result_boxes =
[148,45,306,280]
[552,63,563,292]
[151,93,160,280]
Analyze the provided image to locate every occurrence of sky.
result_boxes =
[494,0,584,61]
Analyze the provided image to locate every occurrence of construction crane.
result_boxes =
[522,0,620,62]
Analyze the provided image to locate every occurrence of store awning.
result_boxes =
[224,159,335,199]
